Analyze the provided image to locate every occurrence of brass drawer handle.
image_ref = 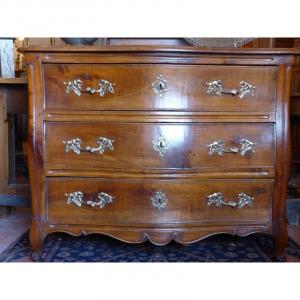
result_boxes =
[206,80,255,99]
[152,75,168,97]
[206,192,254,208]
[64,79,115,97]
[151,191,168,212]
[65,191,114,208]
[63,137,114,155]
[207,138,256,156]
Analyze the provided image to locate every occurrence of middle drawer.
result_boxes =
[45,122,275,172]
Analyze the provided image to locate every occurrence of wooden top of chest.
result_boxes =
[19,45,299,54]
[20,46,299,66]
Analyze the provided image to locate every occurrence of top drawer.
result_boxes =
[43,64,277,112]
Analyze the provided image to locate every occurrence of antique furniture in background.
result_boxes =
[0,78,30,216]
[289,40,300,196]
[244,39,300,197]
[21,46,295,260]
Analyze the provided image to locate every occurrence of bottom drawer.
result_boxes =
[46,178,273,225]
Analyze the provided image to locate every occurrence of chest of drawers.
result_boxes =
[21,46,295,261]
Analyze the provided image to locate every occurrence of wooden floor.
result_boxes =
[1,209,300,262]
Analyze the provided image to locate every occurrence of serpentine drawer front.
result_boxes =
[45,122,275,173]
[21,46,295,259]
[43,64,276,112]
[47,178,273,225]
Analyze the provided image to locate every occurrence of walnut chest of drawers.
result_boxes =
[21,46,296,260]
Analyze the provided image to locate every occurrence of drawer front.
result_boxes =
[45,122,275,172]
[47,178,273,225]
[43,64,276,111]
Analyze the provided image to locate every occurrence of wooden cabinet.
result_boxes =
[21,46,296,260]
[245,38,300,196]
[0,79,30,215]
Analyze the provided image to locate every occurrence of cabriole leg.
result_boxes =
[273,221,288,262]
[29,219,45,262]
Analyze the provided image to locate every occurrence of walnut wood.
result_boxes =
[40,54,292,66]
[45,122,275,173]
[45,224,272,246]
[45,111,276,123]
[21,46,296,259]
[272,65,292,257]
[19,45,299,55]
[20,46,297,67]
[44,64,276,112]
[47,178,273,225]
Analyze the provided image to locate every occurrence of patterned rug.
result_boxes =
[1,232,300,262]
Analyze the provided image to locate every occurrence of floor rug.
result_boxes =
[1,232,300,262]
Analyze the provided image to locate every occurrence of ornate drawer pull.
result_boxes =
[152,75,168,97]
[207,138,256,156]
[206,80,255,99]
[64,79,115,97]
[206,192,254,208]
[151,191,168,212]
[63,137,114,155]
[65,191,114,208]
